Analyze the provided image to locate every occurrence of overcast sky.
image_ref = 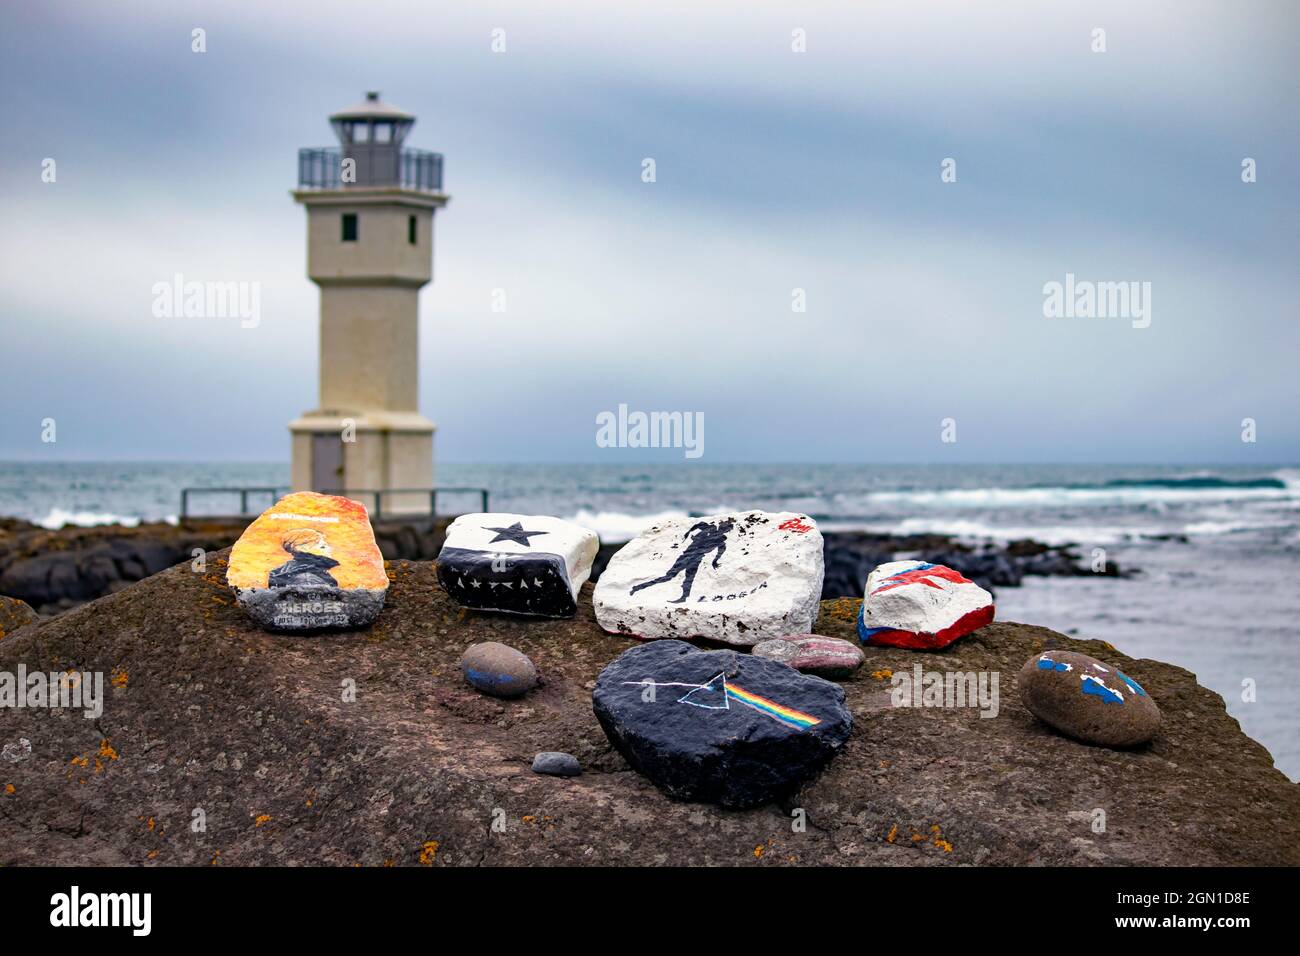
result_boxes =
[2,0,1297,464]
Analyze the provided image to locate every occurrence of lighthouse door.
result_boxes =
[312,433,345,493]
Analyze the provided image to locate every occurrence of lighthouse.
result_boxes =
[288,92,448,514]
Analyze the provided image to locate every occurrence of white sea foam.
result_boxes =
[862,484,1295,509]
[565,508,692,542]
[874,517,1157,546]
[37,509,143,529]
[33,509,180,529]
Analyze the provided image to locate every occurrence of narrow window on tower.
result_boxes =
[341,213,358,242]
[408,214,417,245]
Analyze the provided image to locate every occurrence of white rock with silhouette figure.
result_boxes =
[593,510,824,646]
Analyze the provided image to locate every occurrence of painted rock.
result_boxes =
[593,511,824,646]
[752,634,864,679]
[226,492,387,631]
[857,560,994,650]
[592,639,852,808]
[532,752,582,776]
[437,513,599,618]
[461,641,538,698]
[1018,650,1160,747]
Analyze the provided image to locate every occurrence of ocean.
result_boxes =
[2,461,1297,780]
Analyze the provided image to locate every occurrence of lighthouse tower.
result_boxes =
[289,92,448,513]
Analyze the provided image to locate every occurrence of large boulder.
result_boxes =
[592,640,853,808]
[594,511,824,645]
[0,556,1295,866]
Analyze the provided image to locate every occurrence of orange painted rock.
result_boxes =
[226,492,387,631]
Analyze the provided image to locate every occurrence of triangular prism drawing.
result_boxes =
[677,673,729,710]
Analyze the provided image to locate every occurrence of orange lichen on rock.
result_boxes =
[886,824,898,844]
[929,824,953,853]
[254,814,271,827]
[98,740,119,761]
[4,784,14,795]
[111,668,128,688]
[419,840,439,865]
[870,669,893,680]
[824,597,861,622]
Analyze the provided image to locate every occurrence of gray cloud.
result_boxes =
[1,0,1296,462]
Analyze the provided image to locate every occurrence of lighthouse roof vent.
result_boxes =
[329,91,415,122]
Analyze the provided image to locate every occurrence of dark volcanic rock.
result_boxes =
[0,556,1293,866]
[0,595,38,638]
[532,752,581,776]
[593,640,853,808]
[0,520,241,615]
[1019,650,1161,747]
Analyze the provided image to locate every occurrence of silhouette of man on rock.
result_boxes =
[630,518,735,603]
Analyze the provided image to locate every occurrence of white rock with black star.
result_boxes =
[436,513,600,618]
[594,510,825,645]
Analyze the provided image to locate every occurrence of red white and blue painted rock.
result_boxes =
[857,560,994,650]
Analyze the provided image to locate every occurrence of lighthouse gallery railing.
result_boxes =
[297,147,444,192]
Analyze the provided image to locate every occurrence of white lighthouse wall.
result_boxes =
[318,285,421,411]
[305,202,434,285]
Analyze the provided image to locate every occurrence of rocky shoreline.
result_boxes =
[0,515,1129,617]
[0,549,1292,866]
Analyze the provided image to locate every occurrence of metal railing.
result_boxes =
[297,146,444,191]
[180,487,284,520]
[317,487,489,520]
[179,486,488,520]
